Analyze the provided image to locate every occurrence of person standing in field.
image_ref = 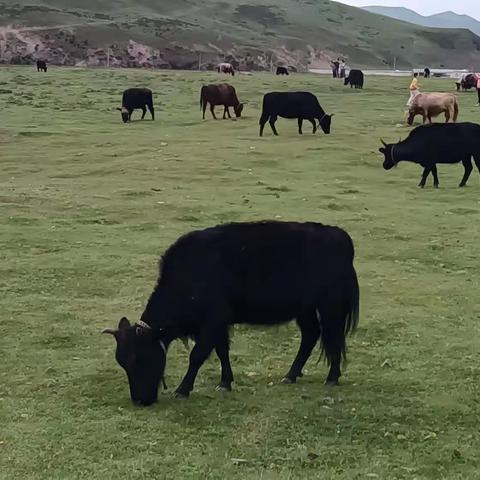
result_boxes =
[476,73,480,106]
[407,72,420,106]
[340,59,346,78]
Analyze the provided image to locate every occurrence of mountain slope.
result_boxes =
[1,0,480,69]
[363,6,480,36]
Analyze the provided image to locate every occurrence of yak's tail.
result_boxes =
[317,265,359,365]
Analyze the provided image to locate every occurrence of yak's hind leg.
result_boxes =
[141,106,147,120]
[459,157,473,187]
[431,165,440,188]
[473,153,480,180]
[418,166,432,188]
[214,326,234,392]
[259,113,269,136]
[282,311,320,384]
[147,103,155,120]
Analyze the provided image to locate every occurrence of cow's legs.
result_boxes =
[418,167,431,188]
[141,106,147,120]
[223,106,231,119]
[459,158,473,187]
[202,101,207,120]
[210,104,217,120]
[282,311,320,383]
[175,333,215,398]
[147,104,155,120]
[269,115,279,136]
[445,109,451,123]
[309,118,317,134]
[259,114,269,136]
[472,154,480,179]
[298,118,303,135]
[431,165,440,188]
[214,327,234,392]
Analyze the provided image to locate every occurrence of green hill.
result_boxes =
[1,0,480,69]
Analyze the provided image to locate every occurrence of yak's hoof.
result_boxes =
[459,183,466,188]
[325,379,340,387]
[281,376,296,384]
[418,184,425,189]
[215,384,232,392]
[174,391,190,399]
[434,184,439,189]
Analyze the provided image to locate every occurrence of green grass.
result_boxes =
[1,66,480,479]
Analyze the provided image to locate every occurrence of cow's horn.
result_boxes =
[102,328,117,335]
[380,138,387,147]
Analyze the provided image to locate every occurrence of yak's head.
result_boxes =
[116,107,130,123]
[379,139,398,170]
[103,317,167,406]
[234,103,244,117]
[319,113,334,134]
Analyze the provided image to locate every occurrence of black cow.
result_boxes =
[379,122,480,188]
[259,92,333,136]
[103,220,360,405]
[344,70,364,89]
[424,67,430,78]
[455,74,476,91]
[36,60,47,72]
[276,66,289,76]
[117,88,155,123]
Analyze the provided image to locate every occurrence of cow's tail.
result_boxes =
[453,97,459,122]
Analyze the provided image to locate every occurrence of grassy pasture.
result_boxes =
[1,67,479,479]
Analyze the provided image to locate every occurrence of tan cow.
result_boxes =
[406,92,459,126]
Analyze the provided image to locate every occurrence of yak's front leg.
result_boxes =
[175,335,215,398]
[418,166,431,188]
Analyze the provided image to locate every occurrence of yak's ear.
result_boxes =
[118,317,131,330]
[379,147,386,154]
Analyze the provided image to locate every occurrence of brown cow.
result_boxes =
[200,84,244,120]
[406,92,459,126]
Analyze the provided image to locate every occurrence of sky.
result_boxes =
[336,0,480,21]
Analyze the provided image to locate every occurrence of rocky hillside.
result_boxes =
[1,0,480,70]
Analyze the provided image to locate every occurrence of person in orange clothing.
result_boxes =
[407,72,420,106]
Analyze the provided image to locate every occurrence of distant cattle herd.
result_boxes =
[31,57,480,407]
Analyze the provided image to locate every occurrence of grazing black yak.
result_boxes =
[36,60,47,72]
[103,221,360,405]
[344,70,364,89]
[276,66,289,75]
[259,92,333,136]
[379,122,480,188]
[117,88,155,123]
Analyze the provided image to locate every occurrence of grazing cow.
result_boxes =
[217,62,235,76]
[344,70,364,89]
[424,67,430,78]
[116,88,154,123]
[406,92,459,126]
[456,74,476,91]
[103,220,360,405]
[200,84,244,120]
[276,66,289,76]
[36,60,47,72]
[379,122,480,188]
[259,92,333,136]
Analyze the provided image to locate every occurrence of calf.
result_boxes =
[117,88,154,123]
[200,84,244,119]
[259,91,333,136]
[276,66,289,76]
[36,60,47,72]
[103,220,359,405]
[344,70,364,89]
[379,122,480,188]
[406,92,459,126]
[455,74,476,91]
